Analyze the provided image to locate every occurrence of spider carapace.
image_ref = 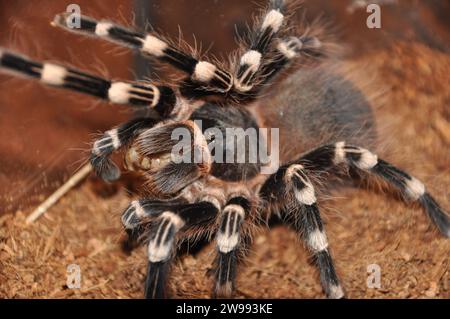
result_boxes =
[0,0,448,299]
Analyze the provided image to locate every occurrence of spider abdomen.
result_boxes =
[258,64,377,163]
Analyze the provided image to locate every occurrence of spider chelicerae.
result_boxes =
[0,0,449,299]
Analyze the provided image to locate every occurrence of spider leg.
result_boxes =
[232,0,287,94]
[121,197,220,298]
[298,142,450,238]
[260,164,345,298]
[52,14,233,95]
[231,2,327,100]
[90,117,158,182]
[213,195,251,297]
[258,35,325,84]
[0,49,177,117]
[0,49,185,183]
[235,33,325,103]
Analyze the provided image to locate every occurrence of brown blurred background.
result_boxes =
[0,0,449,213]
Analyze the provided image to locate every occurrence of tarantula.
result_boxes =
[1,0,449,299]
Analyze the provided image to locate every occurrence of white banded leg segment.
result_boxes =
[214,196,250,297]
[337,143,426,200]
[276,37,303,60]
[0,49,117,99]
[90,129,124,182]
[404,176,426,201]
[0,48,176,111]
[121,200,150,230]
[107,82,133,104]
[121,199,158,244]
[145,211,184,299]
[142,35,168,57]
[334,142,449,236]
[281,163,344,298]
[256,1,286,49]
[94,21,113,36]
[216,204,245,253]
[192,61,217,82]
[286,164,317,206]
[122,199,219,232]
[53,13,192,71]
[90,118,157,182]
[261,8,285,32]
[3,55,176,112]
[260,161,345,298]
[276,35,323,61]
[299,142,450,238]
[370,158,449,237]
[329,141,379,170]
[296,198,344,298]
[338,144,379,170]
[53,13,146,48]
[260,162,343,298]
[250,35,325,96]
[107,81,176,116]
[233,1,286,93]
[307,229,329,253]
[234,50,262,92]
[201,195,223,213]
[148,212,185,263]
[91,128,120,158]
[122,198,219,258]
[191,61,233,93]
[41,63,67,85]
[53,13,233,94]
[142,201,218,299]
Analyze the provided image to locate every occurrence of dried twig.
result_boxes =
[26,163,93,224]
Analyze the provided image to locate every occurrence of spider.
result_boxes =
[0,0,449,299]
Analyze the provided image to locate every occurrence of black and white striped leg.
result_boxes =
[300,142,450,238]
[213,196,251,297]
[0,49,177,117]
[90,118,157,182]
[145,211,184,299]
[120,199,219,298]
[260,165,345,298]
[233,0,286,94]
[52,14,233,95]
[260,35,324,83]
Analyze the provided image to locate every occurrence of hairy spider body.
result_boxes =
[1,0,448,299]
[190,103,263,181]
